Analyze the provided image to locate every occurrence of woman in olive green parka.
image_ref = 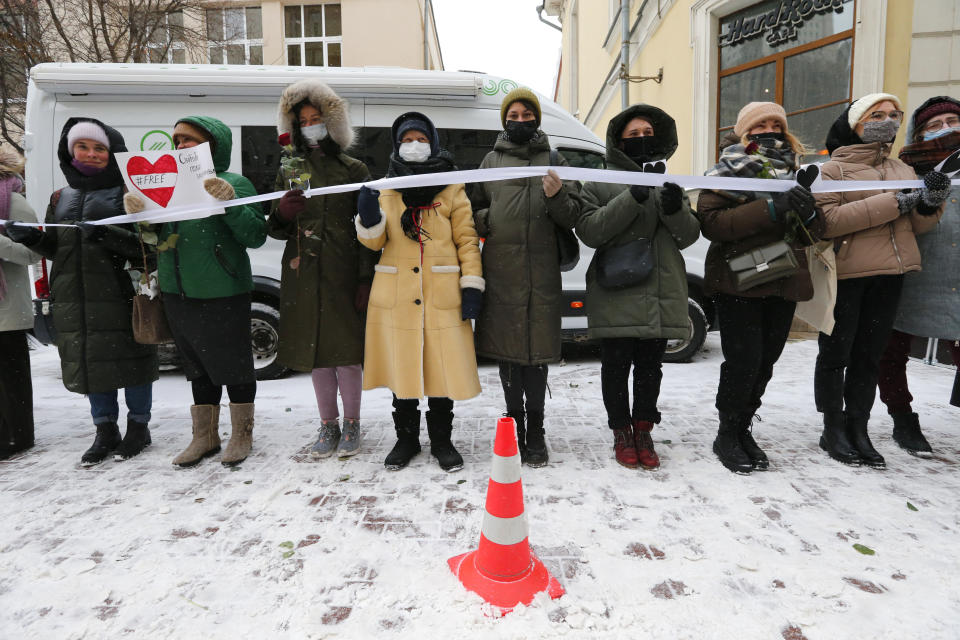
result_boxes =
[577,104,700,471]
[269,78,379,460]
[124,115,267,468]
[471,88,582,467]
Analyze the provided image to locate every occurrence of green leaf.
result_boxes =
[282,550,295,559]
[243,480,252,485]
[338,475,350,482]
[853,543,875,555]
[299,173,311,181]
[907,502,918,512]
[457,479,466,485]
[279,541,294,549]
[157,233,179,252]
[661,439,672,445]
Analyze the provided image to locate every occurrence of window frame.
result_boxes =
[205,6,264,66]
[715,5,856,159]
[147,10,187,64]
[283,3,343,68]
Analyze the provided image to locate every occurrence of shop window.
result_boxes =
[284,4,342,67]
[717,0,855,160]
[207,7,263,65]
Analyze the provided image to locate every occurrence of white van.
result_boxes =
[24,62,712,378]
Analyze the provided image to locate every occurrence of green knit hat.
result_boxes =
[500,88,542,128]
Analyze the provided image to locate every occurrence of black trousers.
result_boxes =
[715,293,797,416]
[815,274,904,420]
[0,330,34,453]
[600,337,667,429]
[499,362,548,416]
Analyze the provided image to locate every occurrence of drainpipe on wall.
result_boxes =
[423,0,432,70]
[620,0,630,110]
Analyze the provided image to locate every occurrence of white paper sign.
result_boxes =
[115,142,223,216]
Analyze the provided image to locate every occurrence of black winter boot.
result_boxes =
[81,422,122,467]
[524,411,548,467]
[508,412,527,462]
[847,413,885,468]
[819,411,861,466]
[713,412,754,474]
[384,409,421,471]
[738,414,769,471]
[426,409,463,472]
[115,420,152,461]
[891,412,932,457]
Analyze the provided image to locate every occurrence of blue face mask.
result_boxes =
[922,126,960,141]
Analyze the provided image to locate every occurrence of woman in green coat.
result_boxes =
[8,118,158,466]
[269,79,378,460]
[124,116,267,468]
[471,88,582,467]
[576,104,700,471]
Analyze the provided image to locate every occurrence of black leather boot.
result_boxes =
[81,422,122,466]
[847,413,885,468]
[891,412,932,457]
[819,411,861,466]
[115,419,152,461]
[426,409,463,472]
[384,408,421,470]
[524,410,548,467]
[738,414,769,471]
[713,412,754,474]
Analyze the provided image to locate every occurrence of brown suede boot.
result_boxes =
[172,405,221,467]
[221,402,255,467]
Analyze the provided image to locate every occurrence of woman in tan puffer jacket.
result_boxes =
[813,93,949,469]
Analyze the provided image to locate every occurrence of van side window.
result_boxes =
[557,148,605,169]
[240,126,283,211]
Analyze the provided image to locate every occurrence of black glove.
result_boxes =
[460,287,483,321]
[769,186,815,222]
[659,182,684,215]
[76,221,107,242]
[629,184,650,203]
[4,222,42,245]
[357,186,382,228]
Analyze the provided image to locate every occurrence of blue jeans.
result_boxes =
[87,383,153,425]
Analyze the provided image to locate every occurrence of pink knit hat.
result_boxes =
[66,121,110,155]
[734,102,788,137]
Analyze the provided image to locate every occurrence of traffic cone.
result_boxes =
[448,416,564,612]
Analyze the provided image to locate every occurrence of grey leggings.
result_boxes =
[311,365,362,421]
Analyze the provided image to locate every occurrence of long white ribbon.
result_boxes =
[3,165,957,229]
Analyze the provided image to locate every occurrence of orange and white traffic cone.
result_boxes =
[448,416,564,612]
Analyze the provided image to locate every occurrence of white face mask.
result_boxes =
[301,123,327,145]
[399,141,431,163]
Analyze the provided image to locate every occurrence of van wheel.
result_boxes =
[251,302,289,380]
[663,299,708,364]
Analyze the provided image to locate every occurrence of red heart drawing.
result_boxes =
[127,155,178,207]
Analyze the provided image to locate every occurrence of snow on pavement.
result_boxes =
[1,335,959,639]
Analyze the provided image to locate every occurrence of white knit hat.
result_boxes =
[66,121,110,154]
[847,93,902,128]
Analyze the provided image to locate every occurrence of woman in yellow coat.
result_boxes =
[356,112,483,472]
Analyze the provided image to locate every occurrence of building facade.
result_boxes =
[545,0,958,174]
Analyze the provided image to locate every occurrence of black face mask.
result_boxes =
[747,132,786,147]
[504,120,539,144]
[621,136,659,162]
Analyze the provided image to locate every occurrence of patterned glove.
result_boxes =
[123,192,146,214]
[460,287,483,321]
[203,177,235,201]
[919,170,951,210]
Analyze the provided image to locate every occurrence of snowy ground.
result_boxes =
[1,334,959,639]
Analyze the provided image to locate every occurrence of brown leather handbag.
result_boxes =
[132,229,174,345]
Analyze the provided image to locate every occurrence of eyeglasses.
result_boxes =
[921,115,960,134]
[865,110,904,123]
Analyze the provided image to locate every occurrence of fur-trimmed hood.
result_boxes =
[277,78,354,151]
[0,147,24,178]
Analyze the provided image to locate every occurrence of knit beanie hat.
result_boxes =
[396,117,433,145]
[66,121,111,154]
[500,87,542,128]
[733,102,787,137]
[913,98,960,130]
[847,93,901,128]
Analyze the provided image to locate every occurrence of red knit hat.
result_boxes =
[914,99,960,129]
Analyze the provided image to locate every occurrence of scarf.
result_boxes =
[0,175,25,301]
[705,140,798,202]
[385,151,457,242]
[898,131,960,175]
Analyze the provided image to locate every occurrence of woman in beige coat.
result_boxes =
[355,112,483,472]
[814,93,949,468]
